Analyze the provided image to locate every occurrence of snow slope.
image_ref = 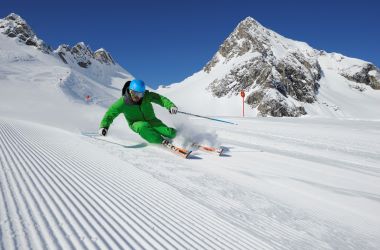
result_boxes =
[0,117,271,249]
[1,115,380,249]
[157,61,256,117]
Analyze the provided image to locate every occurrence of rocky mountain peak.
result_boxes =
[72,42,94,58]
[55,42,116,68]
[94,48,115,65]
[1,13,118,69]
[203,17,380,117]
[0,13,51,53]
[206,17,267,65]
[55,42,92,68]
[236,16,262,31]
[4,13,24,22]
[204,17,323,116]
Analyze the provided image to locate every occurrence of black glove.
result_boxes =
[98,128,108,136]
[169,106,178,114]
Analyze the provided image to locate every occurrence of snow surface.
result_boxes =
[1,30,380,250]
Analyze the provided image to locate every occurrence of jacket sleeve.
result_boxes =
[100,98,124,129]
[148,91,176,109]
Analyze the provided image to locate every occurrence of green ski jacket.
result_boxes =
[100,91,175,129]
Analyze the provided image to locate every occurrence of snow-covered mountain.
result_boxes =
[159,17,380,119]
[0,13,132,118]
[0,13,51,53]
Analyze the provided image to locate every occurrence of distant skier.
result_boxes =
[99,79,178,145]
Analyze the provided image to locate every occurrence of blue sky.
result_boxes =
[1,0,379,89]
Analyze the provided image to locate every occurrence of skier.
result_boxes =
[99,79,178,145]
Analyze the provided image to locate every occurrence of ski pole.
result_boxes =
[178,111,238,125]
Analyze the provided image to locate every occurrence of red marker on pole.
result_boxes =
[240,90,245,117]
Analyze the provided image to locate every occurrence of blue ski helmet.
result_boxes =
[129,79,146,93]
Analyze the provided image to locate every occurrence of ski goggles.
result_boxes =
[130,90,145,98]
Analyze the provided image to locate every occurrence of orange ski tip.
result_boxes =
[202,146,214,151]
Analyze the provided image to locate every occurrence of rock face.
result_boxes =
[56,42,93,68]
[204,17,379,117]
[55,43,116,68]
[94,48,115,65]
[0,13,51,53]
[340,63,380,90]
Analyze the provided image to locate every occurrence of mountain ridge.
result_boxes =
[160,16,380,118]
[0,13,117,68]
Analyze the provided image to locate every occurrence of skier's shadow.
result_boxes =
[221,146,262,154]
[122,143,148,148]
[220,146,232,157]
[188,154,203,160]
[188,146,232,159]
[83,134,148,148]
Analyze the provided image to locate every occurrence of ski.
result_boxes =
[81,132,148,148]
[82,132,192,158]
[192,143,224,156]
[162,140,192,159]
